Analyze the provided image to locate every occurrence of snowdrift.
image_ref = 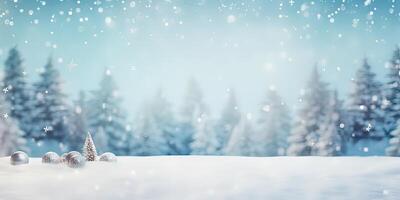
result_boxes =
[0,156,399,200]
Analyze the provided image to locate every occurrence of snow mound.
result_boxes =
[0,156,399,200]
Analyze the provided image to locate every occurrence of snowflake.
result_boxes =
[366,123,372,132]
[227,15,236,23]
[2,87,9,93]
[43,126,53,133]
[68,59,78,69]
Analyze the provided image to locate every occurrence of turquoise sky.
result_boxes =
[0,0,399,120]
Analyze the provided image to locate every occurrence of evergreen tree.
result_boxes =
[257,88,291,156]
[147,89,181,155]
[31,57,71,144]
[386,120,400,156]
[82,132,97,161]
[190,111,219,155]
[93,127,109,154]
[0,93,26,156]
[287,66,330,156]
[348,58,384,141]
[316,91,344,156]
[3,47,32,137]
[215,89,241,154]
[383,46,400,135]
[178,78,208,154]
[68,91,88,151]
[87,69,129,155]
[224,114,255,156]
[131,106,169,156]
[286,124,309,156]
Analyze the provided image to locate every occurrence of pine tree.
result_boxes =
[87,69,129,155]
[178,78,208,155]
[147,89,180,155]
[0,91,26,156]
[224,114,255,156]
[386,121,400,156]
[316,91,344,156]
[215,89,240,154]
[348,58,384,141]
[67,91,88,151]
[93,127,108,154]
[257,88,291,156]
[83,132,97,161]
[383,46,400,135]
[31,57,71,144]
[190,111,219,155]
[3,47,32,137]
[131,106,169,156]
[287,66,330,156]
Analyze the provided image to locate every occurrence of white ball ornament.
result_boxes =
[10,151,29,165]
[67,155,86,168]
[42,152,60,164]
[65,151,81,164]
[99,152,117,162]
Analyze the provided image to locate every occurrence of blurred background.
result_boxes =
[0,0,399,157]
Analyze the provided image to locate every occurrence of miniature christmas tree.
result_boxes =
[82,132,97,161]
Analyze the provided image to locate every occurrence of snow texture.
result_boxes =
[0,156,399,200]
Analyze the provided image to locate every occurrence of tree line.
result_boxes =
[0,46,400,157]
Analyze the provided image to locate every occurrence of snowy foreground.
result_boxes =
[0,156,399,200]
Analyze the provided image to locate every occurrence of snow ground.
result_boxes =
[0,156,399,200]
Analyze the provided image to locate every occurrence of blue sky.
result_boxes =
[0,0,399,120]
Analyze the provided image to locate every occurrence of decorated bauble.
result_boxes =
[99,152,117,162]
[42,152,60,164]
[10,151,29,165]
[67,155,86,168]
[65,151,81,164]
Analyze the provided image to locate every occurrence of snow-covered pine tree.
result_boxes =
[190,110,219,155]
[179,78,209,155]
[0,91,26,156]
[348,58,384,141]
[383,46,400,135]
[131,106,169,156]
[386,120,400,156]
[257,87,291,156]
[82,132,97,161]
[287,66,330,156]
[87,69,129,155]
[3,47,32,137]
[214,88,241,154]
[31,57,71,146]
[146,89,180,155]
[316,91,344,156]
[67,91,88,151]
[224,114,255,156]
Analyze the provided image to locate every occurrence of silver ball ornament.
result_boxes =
[99,152,117,162]
[10,151,29,165]
[67,155,86,168]
[42,152,60,164]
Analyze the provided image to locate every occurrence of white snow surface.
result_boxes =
[0,156,399,200]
